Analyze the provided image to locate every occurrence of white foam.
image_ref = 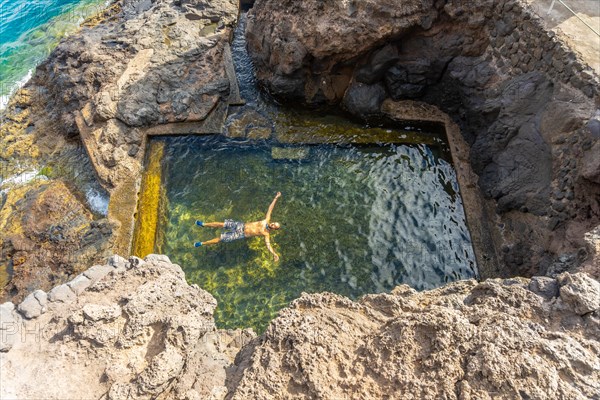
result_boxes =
[0,69,33,111]
[85,187,109,216]
[0,169,40,188]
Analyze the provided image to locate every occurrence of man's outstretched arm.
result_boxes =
[265,236,279,262]
[265,192,281,222]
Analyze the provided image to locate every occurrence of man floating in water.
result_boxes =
[194,192,282,262]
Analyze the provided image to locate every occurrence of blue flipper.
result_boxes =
[194,242,203,247]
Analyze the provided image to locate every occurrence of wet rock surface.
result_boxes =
[34,0,238,190]
[0,181,115,303]
[0,0,240,301]
[246,0,600,278]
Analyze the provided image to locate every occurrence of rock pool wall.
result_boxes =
[1,0,242,301]
[245,0,600,278]
[1,255,599,399]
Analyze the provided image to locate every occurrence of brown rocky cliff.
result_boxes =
[1,256,599,399]
[0,255,255,399]
[229,275,600,399]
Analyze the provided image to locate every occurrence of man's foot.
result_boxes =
[194,242,203,247]
[195,220,204,227]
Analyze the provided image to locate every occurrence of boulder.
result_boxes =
[246,0,439,104]
[355,44,400,84]
[342,82,386,118]
[67,275,92,295]
[48,284,77,304]
[528,276,559,299]
[579,141,600,184]
[229,276,600,399]
[17,290,47,319]
[83,264,114,286]
[558,272,600,315]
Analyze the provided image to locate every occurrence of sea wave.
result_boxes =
[0,69,32,111]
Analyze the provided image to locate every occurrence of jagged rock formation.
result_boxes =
[1,2,599,396]
[0,255,255,399]
[2,256,599,399]
[0,180,115,302]
[3,0,239,192]
[36,0,239,190]
[0,87,116,301]
[246,0,600,278]
[229,275,600,399]
[36,0,241,254]
[0,0,242,297]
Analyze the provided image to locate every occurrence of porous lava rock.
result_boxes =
[229,275,600,399]
[0,255,255,400]
[2,255,599,399]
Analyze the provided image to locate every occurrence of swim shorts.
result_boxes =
[220,219,245,242]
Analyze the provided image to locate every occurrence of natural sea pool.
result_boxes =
[142,133,477,332]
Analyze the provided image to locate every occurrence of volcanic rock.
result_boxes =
[229,275,600,399]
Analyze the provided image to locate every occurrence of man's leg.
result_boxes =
[196,221,225,228]
[194,237,221,247]
[203,222,225,228]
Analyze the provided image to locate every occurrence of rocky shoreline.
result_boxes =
[1,0,598,302]
[1,255,598,398]
[0,0,241,301]
[1,0,600,397]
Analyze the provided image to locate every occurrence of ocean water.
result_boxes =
[0,0,107,109]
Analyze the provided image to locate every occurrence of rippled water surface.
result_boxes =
[153,135,477,332]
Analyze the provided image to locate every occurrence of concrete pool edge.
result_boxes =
[381,99,501,279]
[131,103,487,284]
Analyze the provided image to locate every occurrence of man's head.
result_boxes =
[269,222,281,230]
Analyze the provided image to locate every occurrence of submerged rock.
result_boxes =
[225,108,273,139]
[271,146,310,161]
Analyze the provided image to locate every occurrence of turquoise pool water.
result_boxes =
[152,135,477,332]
